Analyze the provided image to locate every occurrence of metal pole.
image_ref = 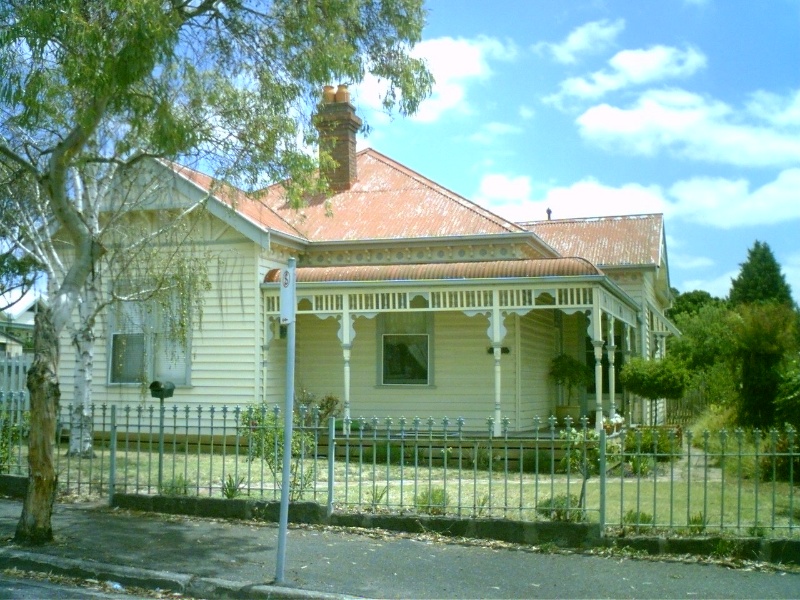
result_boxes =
[109,405,117,506]
[158,397,165,491]
[327,416,335,518]
[276,258,296,585]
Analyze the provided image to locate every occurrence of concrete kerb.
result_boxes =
[110,493,800,566]
[0,547,358,600]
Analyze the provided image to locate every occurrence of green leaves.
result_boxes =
[729,241,795,309]
[620,356,688,402]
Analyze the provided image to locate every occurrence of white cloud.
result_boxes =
[681,270,738,299]
[549,46,706,102]
[519,105,535,120]
[577,88,800,167]
[535,19,625,65]
[475,175,666,222]
[668,169,800,228]
[747,89,800,127]
[410,36,517,123]
[354,35,516,125]
[478,167,800,230]
[783,251,800,304]
[468,121,523,145]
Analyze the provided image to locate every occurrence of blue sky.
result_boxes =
[350,0,800,304]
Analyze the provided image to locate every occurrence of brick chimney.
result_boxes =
[316,85,362,191]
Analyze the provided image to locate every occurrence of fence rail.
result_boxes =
[1,400,797,538]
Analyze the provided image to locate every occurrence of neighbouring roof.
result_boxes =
[264,258,602,284]
[521,214,665,268]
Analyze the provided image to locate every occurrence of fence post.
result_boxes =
[108,405,117,506]
[599,428,606,533]
[327,416,335,518]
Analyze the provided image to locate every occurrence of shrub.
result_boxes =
[520,448,553,474]
[758,432,799,483]
[221,473,246,499]
[624,427,682,462]
[240,403,315,499]
[623,509,654,526]
[415,487,448,515]
[160,474,191,496]
[536,493,585,522]
[0,404,26,473]
[558,427,600,475]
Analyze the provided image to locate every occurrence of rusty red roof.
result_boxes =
[521,214,664,268]
[258,149,529,242]
[168,163,306,239]
[264,258,602,284]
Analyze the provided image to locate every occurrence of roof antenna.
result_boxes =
[546,208,552,221]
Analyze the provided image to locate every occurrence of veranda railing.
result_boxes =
[0,399,796,538]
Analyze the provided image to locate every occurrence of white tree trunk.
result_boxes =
[69,303,95,457]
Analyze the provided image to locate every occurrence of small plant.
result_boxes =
[160,474,191,496]
[623,509,654,527]
[470,445,502,470]
[688,511,707,534]
[549,353,593,405]
[368,485,388,509]
[474,493,490,517]
[415,486,449,515]
[221,473,246,499]
[558,427,600,475]
[712,538,751,560]
[520,448,553,474]
[536,493,585,522]
[629,455,654,477]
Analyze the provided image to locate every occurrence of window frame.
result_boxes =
[377,312,434,387]
[107,297,192,386]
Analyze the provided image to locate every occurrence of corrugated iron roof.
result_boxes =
[168,163,306,239]
[258,149,529,242]
[264,258,602,284]
[521,214,664,268]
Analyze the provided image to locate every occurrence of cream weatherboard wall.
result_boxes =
[280,307,566,432]
[517,311,558,427]
[58,213,266,413]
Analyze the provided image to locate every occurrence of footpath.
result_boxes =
[0,499,799,599]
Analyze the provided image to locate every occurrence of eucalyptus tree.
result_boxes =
[0,0,432,544]
[0,171,40,309]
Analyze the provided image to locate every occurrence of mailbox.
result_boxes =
[149,380,175,400]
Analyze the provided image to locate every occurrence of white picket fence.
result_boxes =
[0,354,32,400]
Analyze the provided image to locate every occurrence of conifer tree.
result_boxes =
[729,241,794,307]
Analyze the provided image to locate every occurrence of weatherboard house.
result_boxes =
[59,90,678,433]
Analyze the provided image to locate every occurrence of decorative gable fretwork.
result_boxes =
[301,243,524,267]
[264,282,638,327]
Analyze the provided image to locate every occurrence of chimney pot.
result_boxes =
[546,208,552,221]
[334,84,350,103]
[322,85,336,103]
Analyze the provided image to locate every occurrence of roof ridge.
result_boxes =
[521,213,663,226]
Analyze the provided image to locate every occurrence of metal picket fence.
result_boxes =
[0,399,797,538]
